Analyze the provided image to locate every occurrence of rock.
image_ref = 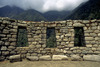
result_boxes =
[1,46,7,50]
[9,55,21,62]
[39,55,51,61]
[0,34,6,37]
[83,55,100,62]
[0,41,4,45]
[52,55,68,61]
[0,56,5,61]
[27,56,38,61]
[9,55,21,60]
[71,55,81,61]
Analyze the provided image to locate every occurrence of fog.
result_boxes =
[0,0,89,13]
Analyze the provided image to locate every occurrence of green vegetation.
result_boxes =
[46,28,56,48]
[74,27,85,47]
[17,28,28,47]
[64,0,100,20]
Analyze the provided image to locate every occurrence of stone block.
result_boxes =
[91,26,97,30]
[27,56,38,61]
[0,56,5,61]
[21,51,27,54]
[82,20,89,24]
[71,55,81,61]
[12,35,17,38]
[85,37,94,41]
[10,42,16,46]
[0,34,6,37]
[97,47,100,51]
[42,45,46,48]
[29,45,35,49]
[9,55,21,62]
[2,51,9,55]
[92,48,96,51]
[73,23,84,27]
[8,46,15,49]
[52,55,68,61]
[36,45,41,48]
[0,41,4,45]
[31,53,37,56]
[9,38,16,42]
[93,44,98,48]
[10,29,17,33]
[18,23,27,27]
[28,38,34,42]
[86,45,92,47]
[83,55,100,62]
[1,46,7,50]
[10,51,16,55]
[39,55,51,61]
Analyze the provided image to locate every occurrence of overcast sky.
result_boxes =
[0,0,89,13]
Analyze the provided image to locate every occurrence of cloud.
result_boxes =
[0,0,89,13]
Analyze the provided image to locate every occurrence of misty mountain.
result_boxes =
[0,5,24,18]
[43,11,70,21]
[12,9,47,21]
[64,0,100,20]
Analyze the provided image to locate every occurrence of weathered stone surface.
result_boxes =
[21,51,27,54]
[82,20,89,24]
[36,45,41,48]
[8,46,15,49]
[73,23,84,27]
[0,56,5,61]
[29,45,35,49]
[10,51,16,55]
[27,56,38,61]
[31,53,37,56]
[1,46,7,50]
[83,55,100,62]
[10,42,16,46]
[2,51,9,55]
[39,55,51,61]
[71,55,81,61]
[0,34,6,37]
[5,42,10,46]
[9,55,21,60]
[52,55,68,61]
[85,37,94,41]
[0,41,4,45]
[9,38,16,42]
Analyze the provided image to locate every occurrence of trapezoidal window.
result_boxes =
[74,27,85,47]
[46,27,56,48]
[17,26,28,47]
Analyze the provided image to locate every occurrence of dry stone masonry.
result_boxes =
[0,17,100,62]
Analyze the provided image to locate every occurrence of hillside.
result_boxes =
[43,11,70,21]
[64,0,100,20]
[0,5,24,18]
[12,9,47,21]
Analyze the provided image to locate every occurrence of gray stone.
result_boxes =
[29,45,35,49]
[0,34,6,37]
[18,23,27,27]
[71,55,81,61]
[10,29,17,33]
[3,20,11,24]
[10,51,16,55]
[83,55,100,62]
[9,38,16,42]
[31,53,37,56]
[85,37,94,41]
[9,55,21,61]
[82,20,89,24]
[1,46,7,50]
[21,51,27,54]
[0,56,5,61]
[8,46,15,49]
[28,38,34,42]
[36,45,41,48]
[27,56,38,61]
[39,55,51,61]
[10,42,16,46]
[52,55,68,61]
[3,29,9,33]
[0,41,4,45]
[5,42,10,46]
[2,51,9,55]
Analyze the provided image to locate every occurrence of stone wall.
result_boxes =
[0,17,100,61]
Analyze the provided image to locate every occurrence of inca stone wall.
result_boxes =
[0,17,100,61]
